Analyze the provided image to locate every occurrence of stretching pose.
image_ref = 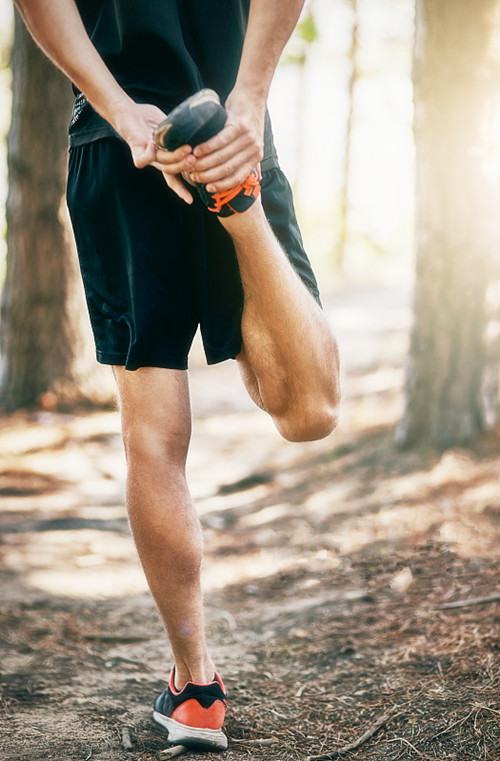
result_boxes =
[15,0,340,750]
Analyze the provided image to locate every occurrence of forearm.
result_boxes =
[14,0,204,197]
[191,0,306,190]
[14,0,133,129]
[235,0,306,104]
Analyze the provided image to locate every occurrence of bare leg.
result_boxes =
[220,199,341,442]
[113,366,214,689]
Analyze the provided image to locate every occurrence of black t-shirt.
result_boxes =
[70,0,278,170]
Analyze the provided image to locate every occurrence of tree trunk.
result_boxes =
[397,0,500,449]
[0,11,100,410]
[336,0,359,270]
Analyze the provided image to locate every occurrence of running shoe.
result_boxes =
[153,89,227,152]
[153,89,261,217]
[197,169,261,217]
[153,670,228,750]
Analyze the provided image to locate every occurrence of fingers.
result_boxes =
[193,122,241,158]
[191,158,257,192]
[150,146,196,203]
[118,103,195,204]
[135,138,196,204]
[191,135,249,172]
[127,135,195,174]
[153,144,196,174]
[189,122,263,192]
[191,137,255,176]
[161,172,194,204]
[150,145,198,202]
[125,100,261,201]
[131,141,157,169]
[205,164,257,193]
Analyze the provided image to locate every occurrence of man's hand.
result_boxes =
[113,102,197,204]
[114,92,265,205]
[188,89,265,193]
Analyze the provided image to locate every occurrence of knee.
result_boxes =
[277,402,340,443]
[122,421,191,467]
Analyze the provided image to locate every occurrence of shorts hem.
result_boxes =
[96,351,188,371]
[204,339,242,365]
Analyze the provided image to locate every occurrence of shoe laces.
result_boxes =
[207,170,260,213]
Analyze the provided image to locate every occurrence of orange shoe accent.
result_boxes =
[206,170,261,214]
[171,698,227,730]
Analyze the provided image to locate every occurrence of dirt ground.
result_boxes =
[1,286,499,761]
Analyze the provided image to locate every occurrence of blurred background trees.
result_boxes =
[0,6,110,411]
[397,0,500,447]
[0,11,77,409]
[1,0,500,449]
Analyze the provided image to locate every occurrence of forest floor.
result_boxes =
[0,285,499,761]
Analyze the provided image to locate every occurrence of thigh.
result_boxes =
[198,167,322,365]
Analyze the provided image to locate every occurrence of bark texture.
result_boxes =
[1,13,90,410]
[397,0,500,448]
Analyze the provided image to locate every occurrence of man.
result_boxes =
[14,0,340,751]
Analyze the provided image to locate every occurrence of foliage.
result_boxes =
[283,5,319,66]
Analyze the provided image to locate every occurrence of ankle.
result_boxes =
[218,195,264,236]
[173,656,216,690]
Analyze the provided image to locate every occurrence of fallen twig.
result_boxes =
[121,727,133,751]
[159,745,188,758]
[473,703,500,716]
[305,705,399,761]
[433,594,500,610]
[230,737,279,747]
[384,737,426,757]
[429,709,475,741]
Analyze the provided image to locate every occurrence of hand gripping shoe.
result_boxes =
[153,88,260,217]
[153,670,228,750]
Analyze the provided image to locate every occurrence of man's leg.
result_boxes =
[113,365,214,689]
[220,199,341,443]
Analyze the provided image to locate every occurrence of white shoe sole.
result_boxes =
[153,710,228,750]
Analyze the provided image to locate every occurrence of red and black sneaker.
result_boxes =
[153,89,227,152]
[196,169,261,217]
[153,88,261,217]
[153,670,228,750]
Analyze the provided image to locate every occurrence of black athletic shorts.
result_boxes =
[67,137,320,371]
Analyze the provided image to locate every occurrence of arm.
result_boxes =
[13,0,196,202]
[191,0,306,193]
